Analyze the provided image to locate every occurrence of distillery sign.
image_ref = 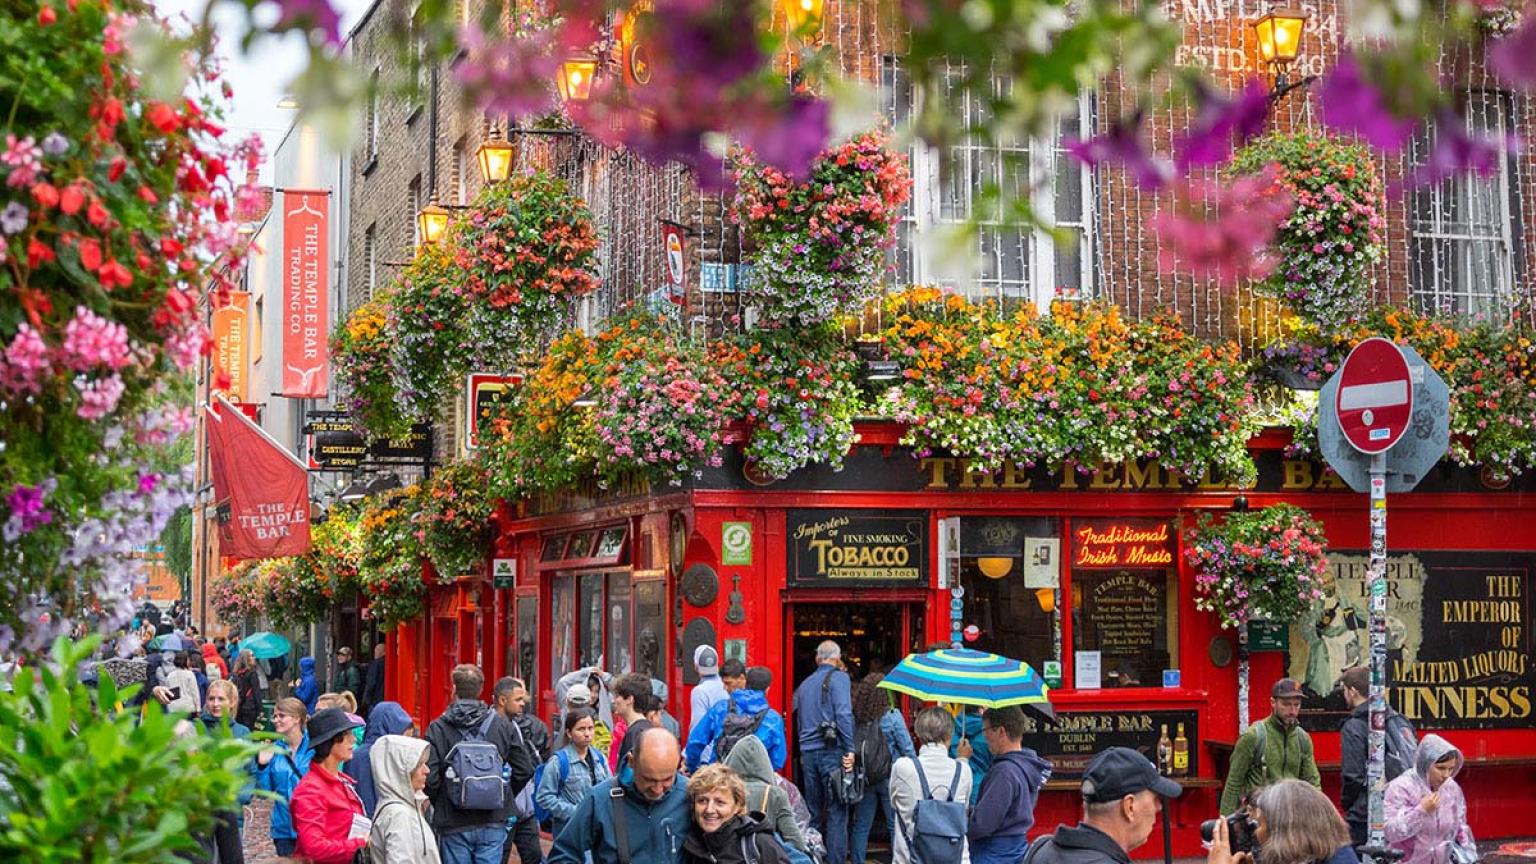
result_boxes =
[788,510,928,586]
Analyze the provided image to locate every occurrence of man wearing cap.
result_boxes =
[426,664,539,864]
[684,663,788,772]
[1219,678,1322,813]
[688,645,728,736]
[333,646,363,702]
[1027,747,1183,864]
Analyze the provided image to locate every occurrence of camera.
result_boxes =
[817,720,839,748]
[1201,811,1260,855]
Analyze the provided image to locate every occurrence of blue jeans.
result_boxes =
[440,824,509,864]
[802,748,849,864]
[849,777,891,864]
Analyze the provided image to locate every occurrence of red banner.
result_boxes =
[211,291,249,402]
[206,396,312,560]
[281,190,329,397]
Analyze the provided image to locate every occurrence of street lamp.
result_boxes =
[783,0,824,35]
[556,56,598,103]
[416,200,451,249]
[476,135,515,184]
[1251,9,1309,86]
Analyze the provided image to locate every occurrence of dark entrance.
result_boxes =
[786,601,926,687]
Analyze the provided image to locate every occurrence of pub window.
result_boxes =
[579,572,605,667]
[956,517,1063,671]
[633,580,666,679]
[1068,518,1179,689]
[408,175,423,249]
[364,223,378,299]
[1408,89,1523,321]
[365,68,380,159]
[515,594,538,698]
[567,531,595,560]
[606,572,633,675]
[550,575,575,683]
[540,534,566,562]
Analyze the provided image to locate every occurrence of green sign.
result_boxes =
[492,558,517,590]
[1247,620,1289,652]
[722,522,753,565]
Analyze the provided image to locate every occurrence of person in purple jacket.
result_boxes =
[968,706,1053,864]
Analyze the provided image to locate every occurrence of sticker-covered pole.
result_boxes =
[1365,453,1390,860]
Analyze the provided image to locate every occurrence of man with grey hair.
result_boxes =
[1026,747,1182,864]
[793,640,854,864]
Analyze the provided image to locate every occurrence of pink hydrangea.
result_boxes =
[0,323,51,395]
[76,374,126,420]
[60,306,133,371]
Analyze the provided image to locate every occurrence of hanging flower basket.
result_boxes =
[1184,503,1330,630]
[420,462,495,581]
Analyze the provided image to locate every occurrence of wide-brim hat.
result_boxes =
[308,707,364,747]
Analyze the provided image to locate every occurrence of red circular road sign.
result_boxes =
[1335,337,1414,454]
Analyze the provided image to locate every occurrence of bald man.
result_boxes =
[549,727,691,864]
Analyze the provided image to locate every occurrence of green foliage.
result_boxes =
[0,637,257,862]
[160,506,192,590]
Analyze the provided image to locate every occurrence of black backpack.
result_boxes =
[714,696,769,763]
[855,719,892,784]
[1383,711,1418,781]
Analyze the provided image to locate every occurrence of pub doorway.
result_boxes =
[786,602,926,687]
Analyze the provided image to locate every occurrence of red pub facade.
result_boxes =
[382,423,1536,856]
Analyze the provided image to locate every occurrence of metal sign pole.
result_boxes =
[1365,453,1389,861]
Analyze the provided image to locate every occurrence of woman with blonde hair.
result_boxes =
[684,764,790,864]
[255,696,312,857]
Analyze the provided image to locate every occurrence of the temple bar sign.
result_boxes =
[788,510,928,586]
[1072,519,1174,569]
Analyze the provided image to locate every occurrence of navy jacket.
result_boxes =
[969,748,1052,842]
[792,665,852,753]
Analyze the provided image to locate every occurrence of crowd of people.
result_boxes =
[93,610,1477,864]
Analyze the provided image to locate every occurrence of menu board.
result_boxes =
[1071,569,1174,688]
[1291,551,1536,731]
[787,510,927,586]
[1020,709,1198,780]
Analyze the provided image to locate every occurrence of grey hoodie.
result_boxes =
[723,735,807,853]
[368,735,442,864]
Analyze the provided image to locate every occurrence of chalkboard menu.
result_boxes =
[1071,568,1175,688]
[1020,709,1198,779]
[787,510,927,586]
[1290,550,1536,731]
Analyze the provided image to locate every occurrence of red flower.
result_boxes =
[146,102,179,134]
[137,185,158,204]
[107,157,127,182]
[86,199,109,227]
[31,183,59,209]
[60,184,85,215]
[98,258,132,290]
[37,5,56,25]
[26,237,55,267]
[78,238,102,272]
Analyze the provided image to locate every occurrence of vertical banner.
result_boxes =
[211,291,250,402]
[661,221,687,309]
[281,190,329,397]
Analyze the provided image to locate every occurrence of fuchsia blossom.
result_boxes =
[60,305,134,371]
[76,374,126,420]
[3,481,54,542]
[2,134,43,188]
[1318,54,1416,153]
[1174,78,1270,171]
[455,24,561,120]
[0,323,50,395]
[1065,110,1171,188]
[1151,165,1294,288]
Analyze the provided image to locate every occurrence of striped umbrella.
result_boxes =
[878,648,1055,720]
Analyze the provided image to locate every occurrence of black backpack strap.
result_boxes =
[476,709,496,740]
[609,786,632,864]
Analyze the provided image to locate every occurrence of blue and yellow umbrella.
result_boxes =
[878,648,1055,721]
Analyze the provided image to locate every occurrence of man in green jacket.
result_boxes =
[1219,678,1321,813]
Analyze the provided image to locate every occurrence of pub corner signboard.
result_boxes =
[787,509,928,587]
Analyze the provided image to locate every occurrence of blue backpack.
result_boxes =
[896,760,967,864]
[531,750,571,824]
[445,712,510,811]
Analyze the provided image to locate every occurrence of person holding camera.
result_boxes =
[792,640,854,864]
[1207,779,1357,864]
[1027,747,1182,864]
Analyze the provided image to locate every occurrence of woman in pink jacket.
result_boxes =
[292,707,370,863]
[1384,734,1473,864]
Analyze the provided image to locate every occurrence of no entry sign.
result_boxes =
[1334,337,1414,454]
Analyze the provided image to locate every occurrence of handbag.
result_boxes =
[827,741,867,806]
[1449,837,1479,864]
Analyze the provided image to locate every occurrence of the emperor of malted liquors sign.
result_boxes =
[787,509,928,586]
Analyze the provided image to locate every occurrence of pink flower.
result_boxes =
[163,323,209,370]
[60,306,133,371]
[76,373,125,420]
[1,323,51,395]
[2,134,43,188]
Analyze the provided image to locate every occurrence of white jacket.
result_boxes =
[369,735,442,864]
[890,742,972,864]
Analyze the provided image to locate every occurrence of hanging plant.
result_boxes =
[878,287,1258,484]
[1184,503,1329,630]
[358,487,429,629]
[1229,132,1385,330]
[419,461,495,580]
[732,129,912,325]
[391,244,477,423]
[332,293,412,441]
[454,171,600,355]
[713,323,864,480]
[589,312,729,486]
[209,561,267,625]
[478,329,602,498]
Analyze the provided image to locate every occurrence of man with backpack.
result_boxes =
[969,707,1053,864]
[685,664,787,773]
[426,664,538,864]
[892,706,973,864]
[495,676,550,864]
[1219,678,1322,813]
[1338,665,1417,846]
[1026,747,1182,864]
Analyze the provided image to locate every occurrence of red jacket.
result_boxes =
[291,762,367,863]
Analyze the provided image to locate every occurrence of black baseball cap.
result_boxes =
[1080,747,1183,802]
[1272,678,1305,699]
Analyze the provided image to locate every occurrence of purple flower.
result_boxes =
[1175,78,1270,171]
[1490,15,1536,89]
[273,0,342,46]
[1064,111,1170,189]
[735,97,830,181]
[0,202,27,235]
[1397,107,1517,191]
[456,25,560,120]
[40,133,68,156]
[3,481,54,541]
[1318,53,1415,153]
